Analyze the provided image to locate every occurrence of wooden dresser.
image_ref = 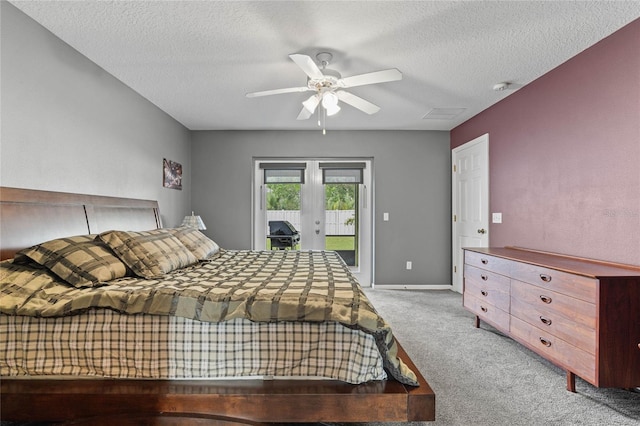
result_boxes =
[462,246,640,392]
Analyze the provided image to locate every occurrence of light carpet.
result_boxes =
[358,289,640,426]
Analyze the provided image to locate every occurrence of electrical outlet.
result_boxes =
[406,261,412,270]
[383,212,389,221]
[492,212,502,223]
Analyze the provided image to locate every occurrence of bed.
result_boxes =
[0,186,435,424]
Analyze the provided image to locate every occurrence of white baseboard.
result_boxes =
[372,284,453,290]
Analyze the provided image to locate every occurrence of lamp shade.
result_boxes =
[180,211,206,230]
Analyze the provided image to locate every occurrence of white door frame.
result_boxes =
[451,134,489,293]
[251,157,374,287]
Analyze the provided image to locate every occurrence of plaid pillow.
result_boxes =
[14,235,130,288]
[98,229,198,278]
[0,260,69,314]
[169,227,220,260]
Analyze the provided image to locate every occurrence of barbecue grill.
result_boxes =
[268,220,300,249]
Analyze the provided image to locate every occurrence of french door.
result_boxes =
[253,159,373,286]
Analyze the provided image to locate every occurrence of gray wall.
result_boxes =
[192,130,451,286]
[0,2,192,228]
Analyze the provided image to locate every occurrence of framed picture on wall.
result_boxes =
[163,158,182,190]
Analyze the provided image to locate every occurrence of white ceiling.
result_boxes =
[10,1,640,131]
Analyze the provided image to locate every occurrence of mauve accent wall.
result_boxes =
[451,19,639,266]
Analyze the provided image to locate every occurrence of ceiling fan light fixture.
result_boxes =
[322,91,339,108]
[321,91,341,116]
[325,103,341,116]
[302,95,319,112]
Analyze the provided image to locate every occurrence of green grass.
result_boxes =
[325,236,355,250]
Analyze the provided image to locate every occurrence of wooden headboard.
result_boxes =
[0,187,161,260]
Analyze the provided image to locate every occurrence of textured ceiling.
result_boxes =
[10,1,640,131]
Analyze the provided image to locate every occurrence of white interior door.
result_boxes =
[452,134,489,293]
[253,159,373,286]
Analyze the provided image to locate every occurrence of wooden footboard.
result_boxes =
[1,343,434,424]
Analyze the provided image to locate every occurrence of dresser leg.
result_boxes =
[474,315,480,328]
[566,371,576,392]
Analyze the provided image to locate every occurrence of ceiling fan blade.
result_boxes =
[246,86,310,98]
[297,95,320,120]
[289,54,325,80]
[340,68,402,88]
[297,107,314,120]
[336,91,380,115]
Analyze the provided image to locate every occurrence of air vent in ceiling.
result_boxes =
[422,108,466,120]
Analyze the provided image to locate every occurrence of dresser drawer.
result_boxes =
[510,262,597,302]
[464,264,511,287]
[510,280,596,330]
[510,316,596,384]
[464,251,513,275]
[463,293,510,332]
[464,265,510,312]
[511,296,596,355]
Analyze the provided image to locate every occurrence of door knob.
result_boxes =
[477,228,486,234]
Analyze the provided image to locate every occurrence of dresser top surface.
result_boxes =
[464,247,640,278]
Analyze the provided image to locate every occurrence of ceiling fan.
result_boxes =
[246,52,402,121]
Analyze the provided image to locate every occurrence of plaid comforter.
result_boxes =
[1,250,418,385]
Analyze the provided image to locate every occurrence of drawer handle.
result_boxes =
[481,274,488,281]
[481,290,488,297]
[540,274,552,283]
[539,316,552,326]
[539,295,552,304]
[480,306,488,313]
[539,337,552,347]
[481,258,488,265]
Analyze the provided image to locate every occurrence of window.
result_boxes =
[320,162,365,184]
[261,163,306,184]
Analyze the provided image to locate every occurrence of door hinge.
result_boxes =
[454,265,457,273]
[453,164,457,172]
[453,214,457,222]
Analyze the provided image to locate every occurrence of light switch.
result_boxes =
[383,212,389,221]
[492,212,502,223]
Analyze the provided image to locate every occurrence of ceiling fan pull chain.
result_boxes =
[322,107,327,135]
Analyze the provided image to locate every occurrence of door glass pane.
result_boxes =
[323,168,363,184]
[325,183,358,266]
[264,169,304,184]
[266,183,301,250]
